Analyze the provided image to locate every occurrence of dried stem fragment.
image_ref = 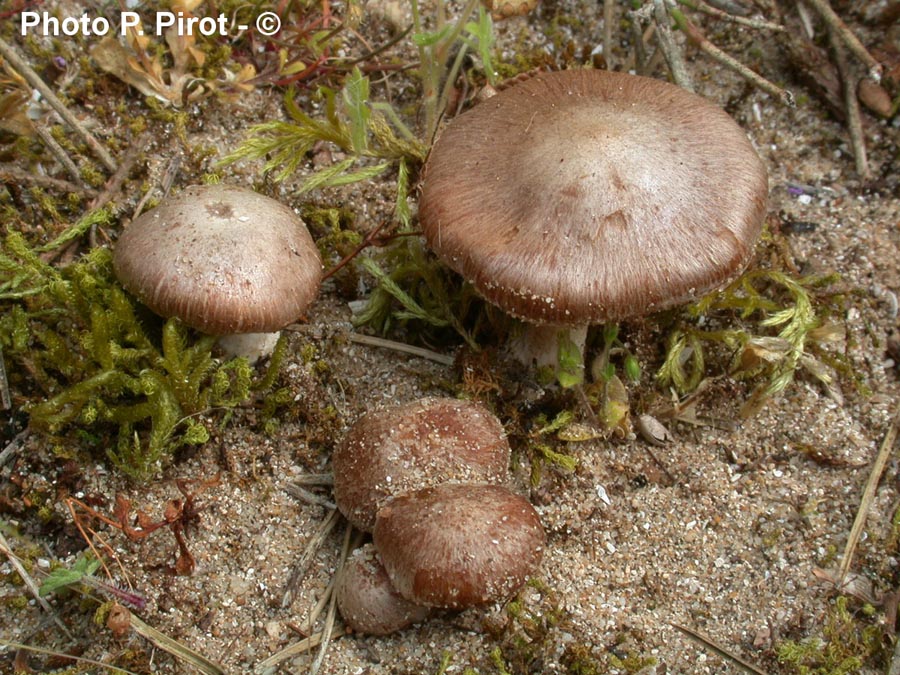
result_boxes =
[669,7,795,105]
[830,29,870,179]
[0,37,118,172]
[804,0,884,82]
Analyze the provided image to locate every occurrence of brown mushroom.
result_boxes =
[418,69,768,371]
[113,184,323,362]
[335,543,432,635]
[373,483,545,609]
[332,397,510,532]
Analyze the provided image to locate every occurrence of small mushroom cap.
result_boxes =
[333,397,511,532]
[373,483,545,609]
[113,184,323,335]
[419,69,768,325]
[335,543,432,635]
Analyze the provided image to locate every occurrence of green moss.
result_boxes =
[0,594,29,611]
[608,651,657,673]
[1,218,281,480]
[657,266,846,416]
[777,596,887,674]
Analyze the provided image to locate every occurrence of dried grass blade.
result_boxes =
[309,522,353,675]
[838,405,900,583]
[129,613,225,675]
[282,508,342,607]
[254,632,325,675]
[672,623,770,675]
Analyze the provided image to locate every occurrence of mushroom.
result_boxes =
[335,543,432,635]
[332,397,510,532]
[373,483,545,609]
[113,184,323,362]
[418,69,768,374]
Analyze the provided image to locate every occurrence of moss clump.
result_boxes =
[0,217,278,480]
[777,596,888,674]
[656,266,846,416]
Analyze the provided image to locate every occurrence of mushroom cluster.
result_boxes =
[418,69,768,371]
[113,184,323,363]
[332,397,545,635]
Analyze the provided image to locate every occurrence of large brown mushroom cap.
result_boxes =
[419,69,768,325]
[332,397,510,532]
[113,184,323,335]
[373,483,545,609]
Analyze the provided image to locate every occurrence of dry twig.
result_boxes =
[830,29,870,179]
[803,0,883,82]
[346,331,455,366]
[32,125,83,184]
[0,164,97,197]
[603,0,616,69]
[88,131,150,212]
[672,622,771,674]
[0,37,118,172]
[0,345,10,410]
[652,0,695,91]
[0,530,72,638]
[669,7,795,105]
[677,0,785,32]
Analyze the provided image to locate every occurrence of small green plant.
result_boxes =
[526,409,579,485]
[0,216,279,480]
[658,268,844,416]
[777,596,887,674]
[353,236,488,349]
[410,0,498,141]
[221,67,426,189]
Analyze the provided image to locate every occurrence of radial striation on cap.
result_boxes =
[418,69,769,326]
[332,397,511,532]
[113,184,323,335]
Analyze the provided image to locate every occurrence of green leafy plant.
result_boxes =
[411,0,498,141]
[352,237,485,349]
[657,269,844,416]
[0,216,280,480]
[221,67,426,189]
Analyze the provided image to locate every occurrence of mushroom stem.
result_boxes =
[509,324,588,386]
[216,331,281,364]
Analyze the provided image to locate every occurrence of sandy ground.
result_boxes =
[2,1,900,674]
